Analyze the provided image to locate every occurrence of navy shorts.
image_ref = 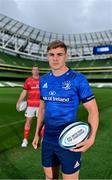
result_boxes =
[42,141,81,174]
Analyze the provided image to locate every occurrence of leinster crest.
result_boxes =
[62,81,71,90]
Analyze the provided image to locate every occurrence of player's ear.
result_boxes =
[65,53,69,62]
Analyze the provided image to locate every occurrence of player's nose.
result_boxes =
[53,55,58,61]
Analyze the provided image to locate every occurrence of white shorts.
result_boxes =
[25,107,39,118]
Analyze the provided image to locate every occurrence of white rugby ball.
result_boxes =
[19,101,27,111]
[59,121,91,149]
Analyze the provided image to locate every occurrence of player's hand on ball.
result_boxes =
[32,135,40,150]
[16,103,20,112]
[70,136,95,152]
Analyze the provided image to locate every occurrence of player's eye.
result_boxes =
[57,53,64,56]
[48,53,54,57]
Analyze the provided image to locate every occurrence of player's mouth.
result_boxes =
[52,63,59,66]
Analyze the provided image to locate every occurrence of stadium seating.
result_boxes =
[0,13,112,81]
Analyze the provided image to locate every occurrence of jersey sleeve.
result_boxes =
[77,74,95,103]
[23,78,30,90]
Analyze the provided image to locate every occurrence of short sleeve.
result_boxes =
[23,79,30,90]
[77,74,95,103]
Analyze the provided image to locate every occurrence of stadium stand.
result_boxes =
[0,13,112,81]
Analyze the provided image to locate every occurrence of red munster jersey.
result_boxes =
[23,77,40,107]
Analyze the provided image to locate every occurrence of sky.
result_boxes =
[0,0,112,34]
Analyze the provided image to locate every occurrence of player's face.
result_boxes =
[32,67,39,76]
[48,47,68,70]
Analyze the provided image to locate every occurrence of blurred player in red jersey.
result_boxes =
[16,65,40,147]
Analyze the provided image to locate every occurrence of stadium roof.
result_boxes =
[0,13,112,61]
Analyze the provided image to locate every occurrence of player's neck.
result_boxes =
[52,66,69,77]
[32,75,39,79]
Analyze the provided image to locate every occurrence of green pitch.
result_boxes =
[0,87,112,179]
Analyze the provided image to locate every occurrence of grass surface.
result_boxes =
[0,87,112,179]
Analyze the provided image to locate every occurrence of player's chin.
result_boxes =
[50,64,61,70]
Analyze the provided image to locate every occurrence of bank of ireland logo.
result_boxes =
[62,81,71,90]
[49,91,56,96]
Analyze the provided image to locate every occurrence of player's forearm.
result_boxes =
[88,106,99,140]
[35,108,44,137]
[84,99,99,140]
[17,90,27,104]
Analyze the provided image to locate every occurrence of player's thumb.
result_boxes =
[16,104,20,112]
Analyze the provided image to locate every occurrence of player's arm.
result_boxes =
[16,90,27,111]
[73,98,99,152]
[32,100,45,149]
[84,98,99,140]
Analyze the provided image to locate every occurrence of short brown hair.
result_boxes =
[47,40,67,53]
[32,65,39,68]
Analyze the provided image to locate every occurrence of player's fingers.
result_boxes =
[32,140,37,149]
[71,146,87,152]
[76,139,88,148]
[70,142,89,152]
[74,142,93,152]
[16,105,20,112]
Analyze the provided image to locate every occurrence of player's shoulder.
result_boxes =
[68,69,86,81]
[40,71,51,82]
[24,76,32,82]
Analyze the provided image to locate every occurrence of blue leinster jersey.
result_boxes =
[40,69,95,144]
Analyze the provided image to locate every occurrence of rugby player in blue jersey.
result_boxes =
[32,41,99,180]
